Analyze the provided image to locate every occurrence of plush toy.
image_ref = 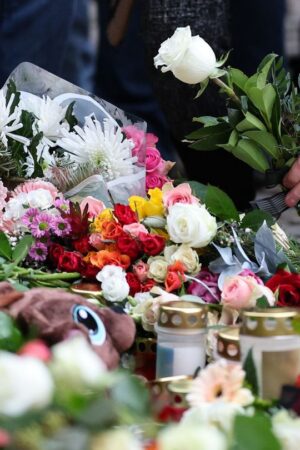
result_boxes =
[0,282,136,369]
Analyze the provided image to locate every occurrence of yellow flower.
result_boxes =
[151,228,169,239]
[143,200,164,217]
[128,196,147,219]
[92,208,113,232]
[148,187,163,205]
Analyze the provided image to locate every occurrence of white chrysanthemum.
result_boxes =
[20,94,69,146]
[58,116,136,181]
[0,90,29,147]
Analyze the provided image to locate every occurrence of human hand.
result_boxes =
[283,157,300,207]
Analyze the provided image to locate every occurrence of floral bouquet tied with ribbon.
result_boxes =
[155,26,300,217]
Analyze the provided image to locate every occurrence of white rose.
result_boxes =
[165,244,201,274]
[158,424,226,450]
[0,352,53,416]
[154,26,217,84]
[101,276,130,302]
[272,410,300,450]
[3,196,27,220]
[96,264,125,283]
[51,336,106,393]
[167,203,217,248]
[27,189,53,209]
[148,256,169,282]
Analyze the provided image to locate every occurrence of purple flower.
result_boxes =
[51,215,71,237]
[29,241,48,261]
[30,213,53,238]
[187,268,221,303]
[54,198,70,213]
[22,208,39,227]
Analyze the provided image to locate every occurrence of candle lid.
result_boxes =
[240,308,300,337]
[158,301,207,329]
[217,326,240,361]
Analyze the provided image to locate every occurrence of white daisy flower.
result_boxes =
[58,116,136,181]
[0,90,29,147]
[20,93,69,146]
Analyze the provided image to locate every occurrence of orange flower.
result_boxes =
[101,220,123,240]
[165,270,182,292]
[88,249,131,270]
[119,254,131,269]
[168,260,186,274]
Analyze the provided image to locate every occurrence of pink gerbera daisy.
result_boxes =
[30,213,53,238]
[12,180,58,202]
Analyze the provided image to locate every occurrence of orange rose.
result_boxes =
[165,270,183,292]
[101,220,123,240]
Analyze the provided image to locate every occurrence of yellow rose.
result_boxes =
[148,187,163,205]
[128,196,147,220]
[143,200,164,217]
[92,208,113,232]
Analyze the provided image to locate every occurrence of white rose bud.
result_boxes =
[154,26,216,84]
[148,256,169,282]
[97,264,130,303]
[0,352,54,416]
[167,203,217,248]
[51,336,106,393]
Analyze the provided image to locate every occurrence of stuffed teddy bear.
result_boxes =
[0,282,136,369]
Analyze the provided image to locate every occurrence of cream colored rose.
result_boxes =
[167,203,217,248]
[165,244,201,274]
[148,256,169,282]
[154,26,217,84]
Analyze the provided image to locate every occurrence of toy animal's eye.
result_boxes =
[72,305,106,346]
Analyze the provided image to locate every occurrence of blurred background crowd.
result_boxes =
[0,0,299,232]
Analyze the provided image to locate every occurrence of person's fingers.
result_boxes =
[285,182,300,207]
[283,157,300,189]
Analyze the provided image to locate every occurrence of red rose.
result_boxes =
[114,204,137,224]
[266,269,300,307]
[126,272,142,296]
[48,243,65,264]
[165,270,183,293]
[140,278,156,292]
[139,233,165,256]
[73,236,91,255]
[58,251,82,272]
[116,235,141,260]
[80,262,99,279]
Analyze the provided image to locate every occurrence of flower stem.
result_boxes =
[212,77,241,106]
[25,272,81,281]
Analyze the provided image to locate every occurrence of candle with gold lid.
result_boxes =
[217,326,240,361]
[240,308,300,399]
[156,301,208,378]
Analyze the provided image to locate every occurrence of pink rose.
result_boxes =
[123,222,148,238]
[239,269,264,285]
[89,232,104,250]
[133,260,149,282]
[80,196,105,217]
[163,183,199,209]
[221,275,275,309]
[146,133,159,148]
[146,174,169,190]
[145,148,164,173]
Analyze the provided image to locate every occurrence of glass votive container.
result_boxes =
[240,308,300,399]
[156,301,208,378]
[216,326,240,362]
[134,337,157,381]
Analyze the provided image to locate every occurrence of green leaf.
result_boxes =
[0,232,12,260]
[12,235,34,265]
[215,50,231,67]
[187,181,208,201]
[5,80,20,114]
[228,68,249,91]
[192,116,219,126]
[243,130,280,160]
[111,373,150,418]
[257,53,277,86]
[243,348,259,396]
[205,185,239,221]
[0,312,23,352]
[187,123,232,150]
[240,210,275,231]
[209,68,227,79]
[65,101,78,129]
[228,109,243,127]
[231,414,281,450]
[231,139,270,172]
[236,112,266,132]
[248,84,276,123]
[256,296,270,308]
[195,78,209,98]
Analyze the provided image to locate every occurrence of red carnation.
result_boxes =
[73,236,91,255]
[126,272,142,296]
[114,203,137,224]
[266,269,300,307]
[58,251,82,273]
[116,234,141,261]
[139,233,165,256]
[48,243,65,264]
